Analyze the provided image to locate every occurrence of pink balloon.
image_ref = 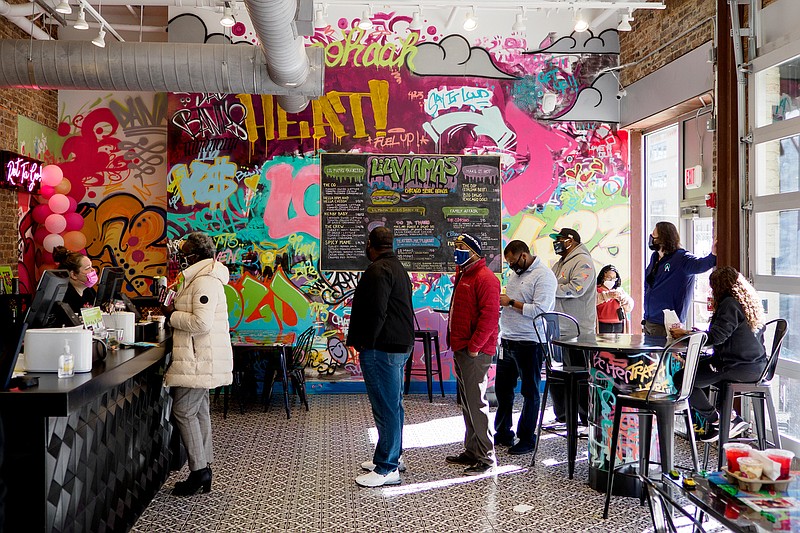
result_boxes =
[32,204,52,224]
[48,193,70,214]
[41,165,64,187]
[64,212,84,231]
[44,213,67,234]
[39,185,55,199]
[43,233,64,253]
[33,226,49,245]
[67,196,77,212]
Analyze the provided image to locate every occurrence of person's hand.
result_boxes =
[712,239,717,256]
[161,303,175,319]
[670,326,690,338]
[468,351,479,358]
[499,294,511,307]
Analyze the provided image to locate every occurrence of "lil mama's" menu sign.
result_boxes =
[0,150,43,193]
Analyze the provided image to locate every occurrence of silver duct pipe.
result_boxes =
[0,39,323,96]
[243,0,310,113]
[0,0,51,40]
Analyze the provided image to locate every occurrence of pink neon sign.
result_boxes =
[0,151,43,193]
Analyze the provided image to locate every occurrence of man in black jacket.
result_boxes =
[347,227,415,487]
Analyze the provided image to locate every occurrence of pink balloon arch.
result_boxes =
[35,164,86,258]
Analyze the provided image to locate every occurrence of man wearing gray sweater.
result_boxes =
[549,228,596,425]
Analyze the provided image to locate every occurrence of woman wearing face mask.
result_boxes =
[596,265,634,333]
[53,245,98,313]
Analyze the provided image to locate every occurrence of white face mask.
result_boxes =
[603,280,616,290]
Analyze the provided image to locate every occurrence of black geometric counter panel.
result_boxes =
[44,366,172,533]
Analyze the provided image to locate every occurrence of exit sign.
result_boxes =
[0,151,43,193]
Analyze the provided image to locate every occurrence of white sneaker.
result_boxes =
[360,455,407,472]
[355,469,401,487]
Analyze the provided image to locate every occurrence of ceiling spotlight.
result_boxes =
[220,4,235,27]
[91,26,106,48]
[409,10,423,31]
[73,6,88,30]
[314,5,327,28]
[618,13,632,32]
[573,9,589,33]
[357,7,372,30]
[463,7,477,31]
[55,0,72,15]
[512,11,526,33]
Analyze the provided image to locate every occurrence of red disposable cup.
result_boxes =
[723,443,750,472]
[766,449,795,480]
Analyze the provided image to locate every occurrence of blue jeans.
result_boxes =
[494,340,544,444]
[360,348,412,475]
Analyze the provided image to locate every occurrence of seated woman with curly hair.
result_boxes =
[670,266,767,442]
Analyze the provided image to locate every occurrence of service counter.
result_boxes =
[0,335,174,532]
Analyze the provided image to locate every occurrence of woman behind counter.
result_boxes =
[53,246,97,313]
[596,265,634,334]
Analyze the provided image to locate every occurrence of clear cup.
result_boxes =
[723,443,751,472]
[108,329,120,350]
[737,457,764,480]
[765,449,795,480]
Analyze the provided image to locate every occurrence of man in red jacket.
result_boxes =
[446,233,500,475]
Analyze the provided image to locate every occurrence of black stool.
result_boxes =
[404,315,445,402]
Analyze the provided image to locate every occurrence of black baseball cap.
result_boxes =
[548,228,581,243]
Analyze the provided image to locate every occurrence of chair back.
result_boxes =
[640,475,707,533]
[760,318,788,383]
[646,332,707,403]
[532,312,581,371]
[291,326,315,368]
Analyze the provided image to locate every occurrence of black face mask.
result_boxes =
[648,235,660,251]
[510,255,527,276]
[553,241,566,255]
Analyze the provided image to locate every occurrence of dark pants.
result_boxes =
[599,322,624,333]
[643,321,667,337]
[550,348,589,424]
[674,358,765,418]
[494,339,544,444]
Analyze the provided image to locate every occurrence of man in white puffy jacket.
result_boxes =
[163,232,233,496]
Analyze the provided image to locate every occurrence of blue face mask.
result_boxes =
[454,249,471,266]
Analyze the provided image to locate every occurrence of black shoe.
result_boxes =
[463,462,496,476]
[495,435,517,447]
[173,467,212,496]
[446,452,477,465]
[698,424,720,443]
[507,440,536,455]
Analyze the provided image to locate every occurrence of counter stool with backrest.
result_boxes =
[530,312,589,479]
[702,318,788,471]
[404,314,445,402]
[603,332,706,520]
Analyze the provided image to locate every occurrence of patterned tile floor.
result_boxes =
[132,393,723,532]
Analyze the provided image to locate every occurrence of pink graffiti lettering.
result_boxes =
[263,163,320,239]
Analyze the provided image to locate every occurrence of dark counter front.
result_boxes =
[0,336,174,532]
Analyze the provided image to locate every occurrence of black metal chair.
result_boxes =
[640,475,708,533]
[286,325,315,412]
[530,311,589,479]
[603,332,706,520]
[702,318,788,470]
[404,314,445,402]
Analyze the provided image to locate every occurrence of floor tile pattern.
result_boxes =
[132,393,723,532]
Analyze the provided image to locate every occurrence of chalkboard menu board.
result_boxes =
[320,153,501,273]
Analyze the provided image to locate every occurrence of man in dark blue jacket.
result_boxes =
[643,221,716,336]
[347,227,415,488]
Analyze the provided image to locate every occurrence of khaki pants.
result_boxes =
[453,349,496,466]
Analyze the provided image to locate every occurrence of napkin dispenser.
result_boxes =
[102,311,136,345]
[135,321,159,342]
[24,327,93,373]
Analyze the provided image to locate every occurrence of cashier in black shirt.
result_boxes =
[53,246,98,313]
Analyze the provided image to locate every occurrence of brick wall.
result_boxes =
[619,0,716,86]
[0,12,58,271]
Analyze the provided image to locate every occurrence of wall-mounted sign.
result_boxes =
[0,151,43,193]
[320,153,502,273]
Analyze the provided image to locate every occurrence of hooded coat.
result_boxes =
[551,243,597,338]
[165,258,233,389]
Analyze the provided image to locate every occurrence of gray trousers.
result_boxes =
[172,387,213,472]
[453,349,496,466]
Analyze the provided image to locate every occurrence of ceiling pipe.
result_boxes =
[243,0,312,113]
[0,0,52,39]
[0,39,324,96]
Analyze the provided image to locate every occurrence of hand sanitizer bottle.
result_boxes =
[58,340,74,378]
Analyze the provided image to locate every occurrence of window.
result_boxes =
[750,46,800,450]
[644,125,681,234]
